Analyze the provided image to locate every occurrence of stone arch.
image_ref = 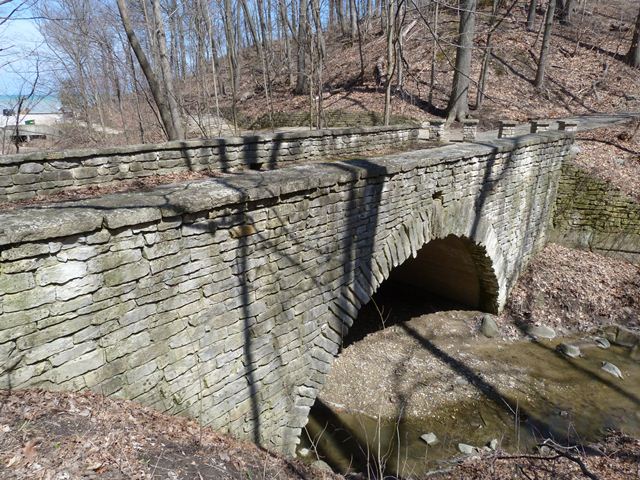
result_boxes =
[296,202,509,451]
[386,234,500,312]
[326,200,508,337]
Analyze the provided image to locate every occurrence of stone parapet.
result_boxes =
[462,119,479,142]
[498,120,517,138]
[558,120,578,132]
[0,125,419,204]
[530,120,551,133]
[429,120,447,142]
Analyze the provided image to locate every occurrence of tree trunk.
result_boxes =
[295,0,308,93]
[428,1,439,108]
[197,0,223,135]
[383,0,396,125]
[628,6,640,68]
[151,0,184,139]
[527,0,537,31]
[278,0,295,86]
[477,0,518,107]
[222,0,239,129]
[336,0,346,34]
[116,0,182,140]
[349,0,357,41]
[447,0,477,123]
[559,0,574,25]
[535,0,556,88]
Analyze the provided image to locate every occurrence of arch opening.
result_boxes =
[343,234,499,346]
[387,234,499,313]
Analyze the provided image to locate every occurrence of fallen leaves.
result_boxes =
[502,243,640,335]
[0,390,340,480]
[23,438,41,462]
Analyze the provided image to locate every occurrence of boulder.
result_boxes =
[420,432,439,446]
[594,337,611,349]
[458,443,476,455]
[614,326,640,348]
[312,460,334,473]
[528,325,556,340]
[601,362,623,379]
[557,343,581,358]
[481,314,500,338]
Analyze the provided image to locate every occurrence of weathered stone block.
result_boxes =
[87,249,142,274]
[19,163,45,174]
[0,272,35,294]
[35,261,87,286]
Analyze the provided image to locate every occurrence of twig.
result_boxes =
[497,453,562,460]
[541,440,601,480]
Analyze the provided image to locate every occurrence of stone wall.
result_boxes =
[0,131,573,454]
[0,125,418,203]
[551,162,640,263]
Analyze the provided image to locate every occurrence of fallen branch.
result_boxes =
[541,440,601,480]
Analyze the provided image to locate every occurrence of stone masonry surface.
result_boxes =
[551,162,640,264]
[0,125,418,203]
[0,131,573,455]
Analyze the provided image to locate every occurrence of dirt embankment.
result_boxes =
[0,390,339,480]
[501,243,640,337]
[573,121,640,202]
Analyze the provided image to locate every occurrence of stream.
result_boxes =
[298,284,640,477]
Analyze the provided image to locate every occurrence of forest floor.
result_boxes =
[0,389,340,480]
[573,120,640,201]
[230,0,640,131]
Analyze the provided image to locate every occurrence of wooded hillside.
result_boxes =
[2,0,640,149]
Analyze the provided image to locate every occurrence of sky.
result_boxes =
[0,3,52,96]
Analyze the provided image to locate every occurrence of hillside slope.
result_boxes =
[231,0,640,127]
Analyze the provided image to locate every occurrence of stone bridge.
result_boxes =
[0,126,576,454]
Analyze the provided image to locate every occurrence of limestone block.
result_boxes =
[104,261,150,287]
[0,272,35,294]
[88,250,142,274]
[3,286,56,313]
[19,163,45,174]
[36,261,87,286]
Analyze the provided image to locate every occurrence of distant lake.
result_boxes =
[0,94,60,114]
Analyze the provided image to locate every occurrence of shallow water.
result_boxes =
[300,335,640,477]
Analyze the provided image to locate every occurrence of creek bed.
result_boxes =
[299,285,640,477]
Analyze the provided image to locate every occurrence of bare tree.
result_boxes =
[526,0,537,31]
[116,0,184,140]
[382,0,397,125]
[477,0,518,108]
[447,0,477,123]
[4,60,41,154]
[0,0,36,69]
[628,5,640,69]
[558,0,574,25]
[151,0,184,139]
[349,0,357,41]
[295,0,309,94]
[535,0,556,88]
